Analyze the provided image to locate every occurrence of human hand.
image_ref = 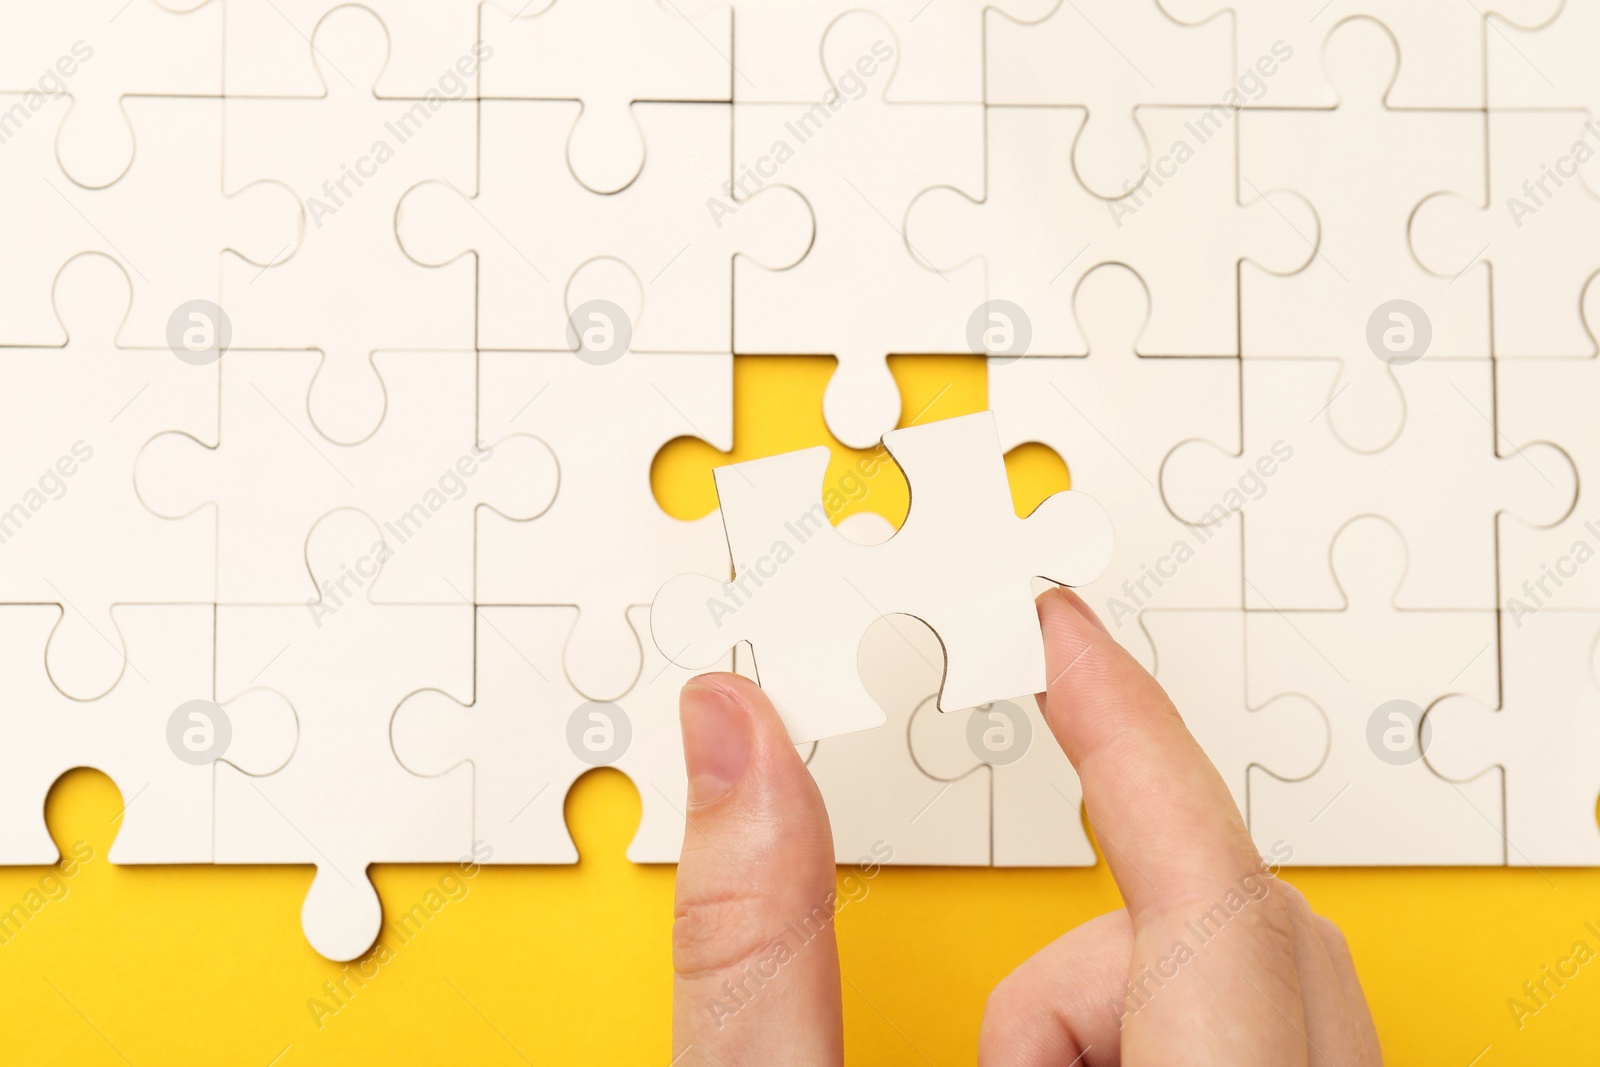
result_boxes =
[669,587,1382,1065]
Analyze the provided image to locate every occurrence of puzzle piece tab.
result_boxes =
[214,510,476,961]
[731,11,985,448]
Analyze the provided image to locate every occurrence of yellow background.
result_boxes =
[4,356,1597,1064]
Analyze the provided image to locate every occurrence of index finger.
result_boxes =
[1034,587,1267,922]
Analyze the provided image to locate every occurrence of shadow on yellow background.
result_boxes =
[4,356,1597,1064]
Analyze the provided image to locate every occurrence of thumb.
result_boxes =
[671,672,843,1066]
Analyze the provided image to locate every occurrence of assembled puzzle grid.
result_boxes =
[5,0,1599,961]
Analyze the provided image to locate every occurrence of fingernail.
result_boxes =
[680,682,751,805]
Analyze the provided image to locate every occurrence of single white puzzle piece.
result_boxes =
[0,0,222,187]
[1239,17,1490,454]
[1428,610,1600,867]
[474,318,732,701]
[481,0,732,194]
[1246,517,1505,865]
[0,603,295,866]
[1144,608,1329,832]
[1411,108,1600,358]
[651,412,1114,742]
[811,517,1094,867]
[214,510,476,962]
[988,263,1240,670]
[733,0,1055,105]
[220,5,477,444]
[985,0,1233,197]
[391,605,725,865]
[135,348,557,605]
[730,11,985,449]
[1157,0,1559,109]
[0,253,215,700]
[0,94,300,349]
[1160,358,1576,610]
[907,104,1317,360]
[395,99,812,355]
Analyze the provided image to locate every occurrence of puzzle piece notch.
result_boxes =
[223,0,484,98]
[1157,0,1559,109]
[214,509,476,960]
[985,0,1233,198]
[0,0,222,188]
[481,0,732,194]
[1410,109,1600,358]
[135,348,558,605]
[811,606,990,865]
[1239,16,1490,454]
[1160,358,1576,609]
[652,412,1114,742]
[1,253,218,701]
[1427,611,1600,866]
[395,100,813,354]
[0,93,302,350]
[733,0,1055,105]
[906,104,1318,359]
[988,263,1241,667]
[1144,609,1328,825]
[1246,516,1504,864]
[733,10,986,449]
[0,603,296,867]
[392,605,725,865]
[475,259,732,700]
[221,4,476,446]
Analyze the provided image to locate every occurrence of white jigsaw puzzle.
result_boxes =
[3,0,1600,963]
